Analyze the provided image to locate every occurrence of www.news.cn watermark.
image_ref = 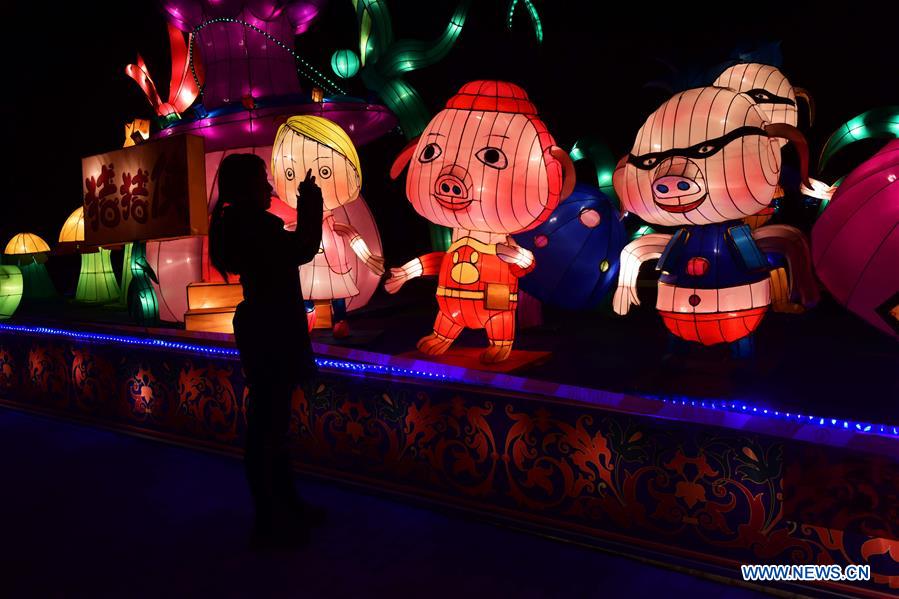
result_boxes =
[742,564,871,582]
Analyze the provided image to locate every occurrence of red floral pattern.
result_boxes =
[0,334,895,594]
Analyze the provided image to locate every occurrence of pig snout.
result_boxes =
[650,158,707,213]
[434,165,473,208]
[653,175,703,198]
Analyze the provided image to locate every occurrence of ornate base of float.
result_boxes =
[0,321,896,597]
[397,347,552,374]
[311,329,383,348]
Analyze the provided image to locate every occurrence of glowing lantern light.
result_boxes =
[331,49,361,79]
[713,63,817,229]
[612,87,818,355]
[819,107,899,171]
[813,140,899,338]
[58,207,121,304]
[59,206,86,248]
[125,23,204,119]
[123,119,151,147]
[0,266,23,319]
[272,116,385,337]
[5,233,50,255]
[713,63,808,132]
[75,249,121,304]
[514,184,625,310]
[125,242,159,324]
[387,81,575,363]
[146,237,203,322]
[3,233,56,300]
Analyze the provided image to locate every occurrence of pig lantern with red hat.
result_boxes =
[386,81,575,363]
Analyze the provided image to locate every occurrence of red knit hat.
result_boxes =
[445,80,538,115]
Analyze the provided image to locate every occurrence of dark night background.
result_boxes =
[8,0,897,260]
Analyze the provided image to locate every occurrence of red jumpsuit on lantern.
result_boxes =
[386,81,574,363]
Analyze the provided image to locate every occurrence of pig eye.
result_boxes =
[641,157,657,168]
[419,143,442,163]
[318,165,332,179]
[476,147,508,169]
[285,168,295,181]
[697,144,716,155]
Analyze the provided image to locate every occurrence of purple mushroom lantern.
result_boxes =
[812,140,899,339]
[162,0,328,109]
[155,0,396,151]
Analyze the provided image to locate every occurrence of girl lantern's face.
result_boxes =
[613,87,783,227]
[272,131,360,211]
[405,109,559,235]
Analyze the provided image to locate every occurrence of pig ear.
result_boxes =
[549,146,576,201]
[390,137,420,180]
[765,123,811,188]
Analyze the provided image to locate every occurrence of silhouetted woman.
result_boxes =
[208,153,323,544]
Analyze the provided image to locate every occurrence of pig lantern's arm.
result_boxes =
[333,222,385,276]
[613,233,672,316]
[384,252,444,294]
[497,237,536,277]
[753,225,820,310]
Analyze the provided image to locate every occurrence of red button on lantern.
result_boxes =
[686,257,710,276]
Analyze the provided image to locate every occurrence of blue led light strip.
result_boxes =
[0,323,894,439]
[0,323,448,382]
[646,395,897,438]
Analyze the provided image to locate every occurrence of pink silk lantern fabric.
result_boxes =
[146,236,204,322]
[812,140,899,338]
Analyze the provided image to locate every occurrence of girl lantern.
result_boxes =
[271,116,385,338]
[612,86,818,356]
[386,81,575,363]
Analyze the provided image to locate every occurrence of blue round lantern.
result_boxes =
[514,183,626,310]
[330,49,361,79]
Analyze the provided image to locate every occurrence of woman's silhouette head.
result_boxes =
[218,153,273,212]
[209,153,275,279]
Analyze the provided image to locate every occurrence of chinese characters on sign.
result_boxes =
[82,135,207,245]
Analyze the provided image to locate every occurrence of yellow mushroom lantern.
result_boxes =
[3,233,56,300]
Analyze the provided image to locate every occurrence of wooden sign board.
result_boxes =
[82,134,207,245]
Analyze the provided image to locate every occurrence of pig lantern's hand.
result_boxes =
[612,284,640,316]
[368,254,386,277]
[496,243,534,269]
[384,269,408,294]
[384,258,423,294]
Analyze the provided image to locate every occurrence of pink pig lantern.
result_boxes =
[612,86,818,356]
[813,140,899,338]
[387,81,575,364]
